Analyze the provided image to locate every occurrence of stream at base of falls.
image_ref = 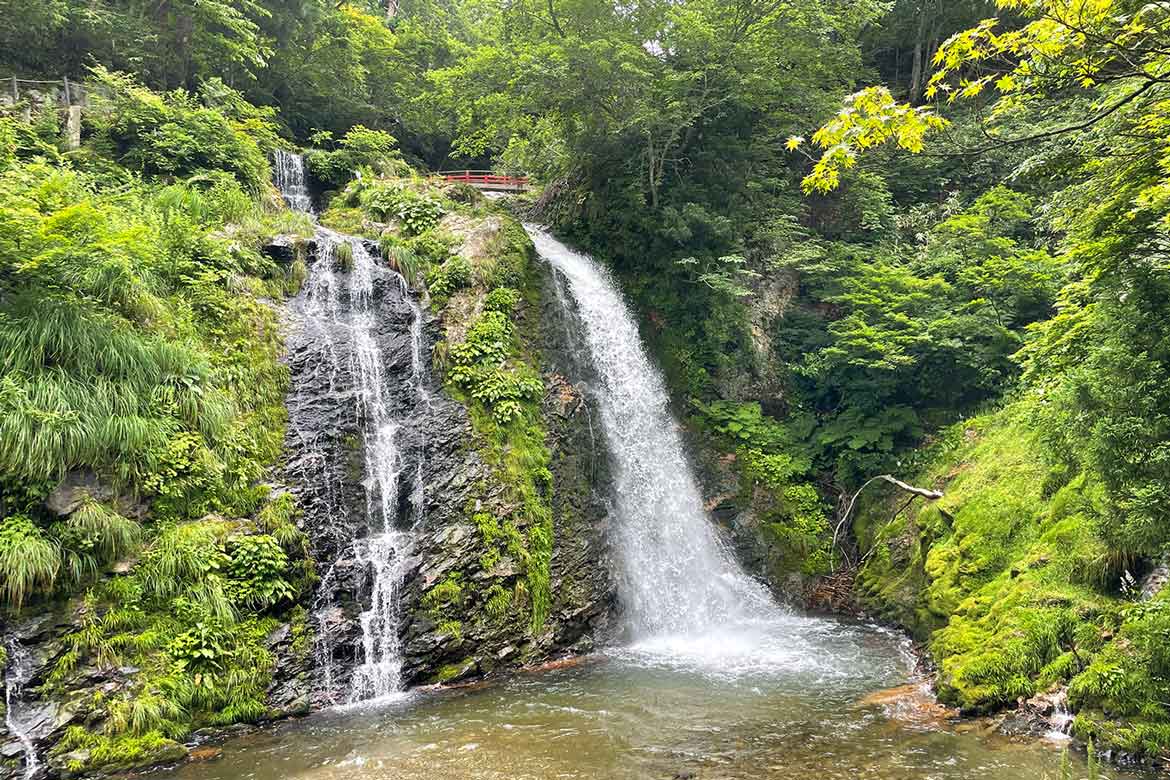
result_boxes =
[158,622,1141,780]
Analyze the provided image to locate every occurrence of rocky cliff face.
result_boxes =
[284,218,617,703]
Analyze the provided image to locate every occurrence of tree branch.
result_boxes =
[830,475,944,572]
[935,77,1163,158]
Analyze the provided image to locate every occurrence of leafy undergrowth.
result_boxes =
[856,403,1170,757]
[438,220,555,637]
[691,401,832,580]
[0,70,317,774]
[48,497,312,773]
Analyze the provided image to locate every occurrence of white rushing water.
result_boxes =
[273,149,315,214]
[526,226,780,639]
[277,153,426,703]
[5,638,41,779]
[342,238,425,703]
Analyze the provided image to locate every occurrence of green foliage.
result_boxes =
[428,214,554,634]
[359,184,445,236]
[676,254,760,299]
[381,241,426,289]
[422,571,465,612]
[483,287,521,315]
[305,126,402,191]
[87,68,272,194]
[423,572,467,640]
[0,514,60,607]
[447,312,543,424]
[694,402,807,455]
[0,157,290,531]
[334,241,354,272]
[224,535,296,609]
[408,231,457,266]
[856,404,1170,751]
[484,584,511,621]
[425,256,471,303]
[54,726,186,774]
[44,512,301,771]
[54,501,142,583]
[168,620,231,673]
[796,86,948,194]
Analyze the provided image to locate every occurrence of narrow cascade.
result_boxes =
[526,226,778,639]
[4,638,41,780]
[276,153,428,703]
[273,149,314,214]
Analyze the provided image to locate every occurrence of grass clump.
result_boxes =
[0,515,61,608]
[44,496,308,773]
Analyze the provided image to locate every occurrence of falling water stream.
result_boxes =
[275,153,428,703]
[159,214,1146,779]
[3,638,40,779]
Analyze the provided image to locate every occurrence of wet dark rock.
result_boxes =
[997,687,1072,739]
[45,471,113,516]
[44,471,147,522]
[286,253,618,703]
[263,234,314,267]
[1140,554,1169,600]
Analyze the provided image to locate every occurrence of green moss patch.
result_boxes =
[856,403,1170,754]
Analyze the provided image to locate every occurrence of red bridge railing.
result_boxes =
[436,170,530,191]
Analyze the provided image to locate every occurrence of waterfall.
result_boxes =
[526,226,779,639]
[276,153,428,703]
[5,638,41,779]
[273,149,314,214]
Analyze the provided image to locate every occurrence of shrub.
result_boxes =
[223,534,297,609]
[87,68,271,193]
[0,514,60,607]
[483,287,521,314]
[305,126,401,190]
[447,312,543,424]
[426,255,472,302]
[358,182,445,236]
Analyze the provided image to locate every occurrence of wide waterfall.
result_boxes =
[150,215,1107,780]
[276,153,428,703]
[526,226,779,639]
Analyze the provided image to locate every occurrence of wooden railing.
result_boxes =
[436,170,530,191]
[4,76,84,105]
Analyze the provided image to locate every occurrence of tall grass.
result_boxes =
[0,515,60,607]
[382,240,426,288]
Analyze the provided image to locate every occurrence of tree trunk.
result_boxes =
[908,1,929,104]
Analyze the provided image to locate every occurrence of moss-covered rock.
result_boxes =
[854,402,1170,758]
